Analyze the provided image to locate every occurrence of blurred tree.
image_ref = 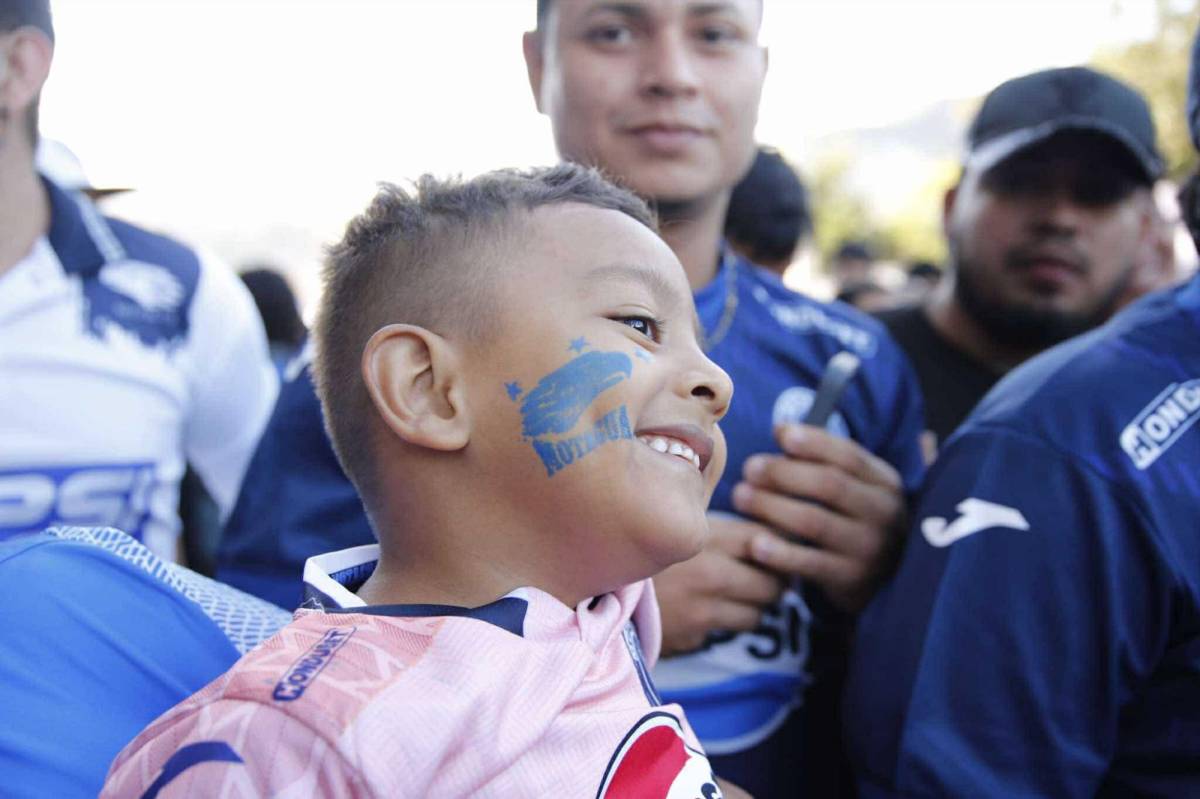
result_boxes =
[809,147,879,267]
[809,0,1200,270]
[878,158,958,267]
[1093,0,1200,178]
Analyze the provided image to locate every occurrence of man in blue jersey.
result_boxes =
[522,5,924,795]
[844,46,1200,798]
[221,3,924,794]
[0,0,277,562]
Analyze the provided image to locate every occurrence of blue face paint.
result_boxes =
[568,336,589,354]
[510,346,636,477]
[531,406,633,477]
[634,348,653,362]
[519,350,633,438]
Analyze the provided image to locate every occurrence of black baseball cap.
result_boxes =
[965,66,1162,183]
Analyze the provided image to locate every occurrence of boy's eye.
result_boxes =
[615,315,661,342]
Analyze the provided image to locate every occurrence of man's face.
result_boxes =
[945,134,1154,350]
[525,0,767,204]
[465,204,732,594]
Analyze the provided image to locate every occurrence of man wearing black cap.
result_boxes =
[844,58,1200,797]
[877,66,1164,447]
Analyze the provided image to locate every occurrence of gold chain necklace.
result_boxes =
[700,249,739,353]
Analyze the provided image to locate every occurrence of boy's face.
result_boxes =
[464,203,732,593]
[527,0,766,205]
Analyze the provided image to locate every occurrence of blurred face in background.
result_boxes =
[944,132,1155,350]
[525,0,767,206]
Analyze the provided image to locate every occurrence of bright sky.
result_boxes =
[39,0,1163,305]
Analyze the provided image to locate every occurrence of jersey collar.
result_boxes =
[42,176,124,278]
[301,545,529,638]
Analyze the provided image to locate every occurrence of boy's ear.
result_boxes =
[362,324,470,452]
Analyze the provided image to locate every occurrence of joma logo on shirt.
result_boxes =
[273,627,355,702]
[1119,379,1200,470]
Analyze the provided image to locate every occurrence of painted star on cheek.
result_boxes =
[505,381,523,401]
[568,337,589,354]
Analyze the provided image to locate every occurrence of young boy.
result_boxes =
[103,164,737,797]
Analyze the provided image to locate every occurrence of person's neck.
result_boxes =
[353,476,596,611]
[924,271,1037,374]
[654,192,729,291]
[0,150,50,278]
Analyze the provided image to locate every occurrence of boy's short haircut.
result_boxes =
[313,163,655,506]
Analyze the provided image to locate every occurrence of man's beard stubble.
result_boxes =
[950,240,1135,354]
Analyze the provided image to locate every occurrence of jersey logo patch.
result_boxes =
[597,712,721,799]
[921,498,1029,548]
[1119,379,1200,470]
[272,627,355,701]
[86,261,193,349]
[772,386,849,437]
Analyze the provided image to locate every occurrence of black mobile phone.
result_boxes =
[803,351,861,428]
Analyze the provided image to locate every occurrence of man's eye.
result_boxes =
[586,25,633,45]
[696,25,739,45]
[616,315,661,341]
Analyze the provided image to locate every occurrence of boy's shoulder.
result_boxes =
[103,611,474,796]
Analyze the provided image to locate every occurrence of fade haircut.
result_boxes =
[314,163,655,502]
[0,0,53,145]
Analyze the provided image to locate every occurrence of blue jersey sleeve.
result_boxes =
[845,426,1172,798]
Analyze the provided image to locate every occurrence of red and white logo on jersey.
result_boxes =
[597,711,722,799]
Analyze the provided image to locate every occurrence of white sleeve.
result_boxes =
[181,251,279,519]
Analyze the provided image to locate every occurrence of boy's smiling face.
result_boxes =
[463,203,732,596]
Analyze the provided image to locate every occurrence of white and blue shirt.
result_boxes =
[0,178,277,560]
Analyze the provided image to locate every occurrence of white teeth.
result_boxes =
[637,435,702,469]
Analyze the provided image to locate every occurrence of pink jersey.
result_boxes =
[103,549,722,798]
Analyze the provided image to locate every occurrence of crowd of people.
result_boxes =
[1,0,1199,797]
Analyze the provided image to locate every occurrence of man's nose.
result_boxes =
[1030,189,1087,236]
[639,31,701,98]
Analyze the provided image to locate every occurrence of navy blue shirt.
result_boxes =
[846,275,1200,797]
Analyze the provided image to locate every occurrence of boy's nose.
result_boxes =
[682,354,733,420]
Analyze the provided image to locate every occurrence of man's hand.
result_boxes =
[732,423,905,613]
[654,515,786,657]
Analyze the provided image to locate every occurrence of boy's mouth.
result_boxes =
[634,425,713,472]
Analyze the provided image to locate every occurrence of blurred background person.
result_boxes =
[0,0,276,562]
[838,279,895,312]
[724,145,812,276]
[900,260,942,303]
[239,264,307,374]
[829,239,876,293]
[876,66,1165,450]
